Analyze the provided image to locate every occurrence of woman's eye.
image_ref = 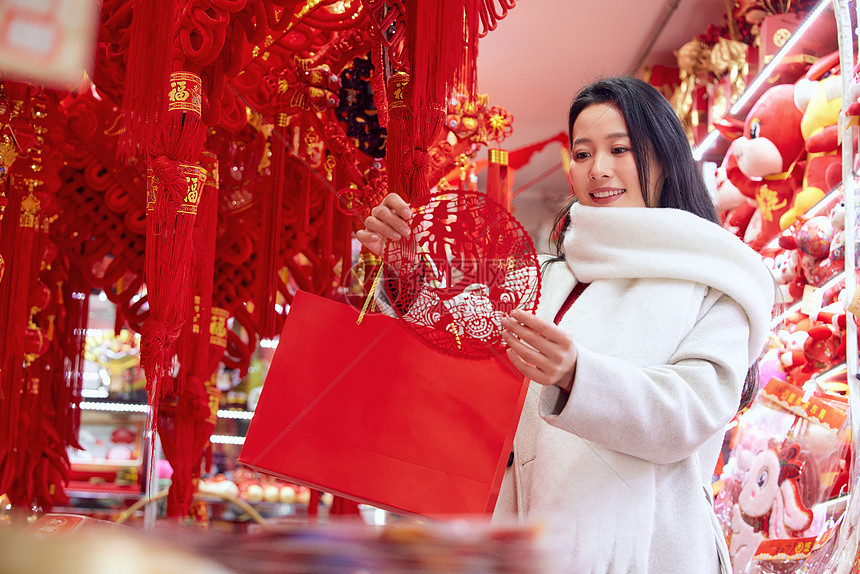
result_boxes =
[612,146,630,154]
[573,151,590,160]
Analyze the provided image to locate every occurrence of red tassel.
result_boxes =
[322,173,335,284]
[141,70,207,418]
[258,117,287,338]
[486,148,510,210]
[59,260,89,448]
[0,178,41,450]
[159,150,220,519]
[370,41,389,128]
[119,0,176,160]
[391,1,481,205]
[298,171,311,249]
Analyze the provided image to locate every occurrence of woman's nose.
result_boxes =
[589,152,611,179]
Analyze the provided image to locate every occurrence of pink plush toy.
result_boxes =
[730,443,815,573]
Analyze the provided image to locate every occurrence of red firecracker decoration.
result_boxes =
[486,148,509,210]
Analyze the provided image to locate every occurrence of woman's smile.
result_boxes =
[589,187,628,204]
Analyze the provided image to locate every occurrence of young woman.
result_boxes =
[358,76,775,574]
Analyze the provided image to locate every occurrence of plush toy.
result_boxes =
[780,52,843,230]
[796,216,840,287]
[765,249,804,303]
[714,142,758,240]
[778,208,844,288]
[730,84,806,249]
[730,443,816,572]
[778,329,813,386]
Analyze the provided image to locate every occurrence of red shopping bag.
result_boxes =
[239,290,528,519]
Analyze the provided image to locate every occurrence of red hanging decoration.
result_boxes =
[379,0,482,210]
[257,113,288,339]
[159,149,220,519]
[0,84,68,515]
[384,191,540,358]
[119,0,176,159]
[140,70,206,430]
[486,148,509,210]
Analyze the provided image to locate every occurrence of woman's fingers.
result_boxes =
[505,347,544,382]
[502,310,577,389]
[508,309,568,345]
[502,326,544,364]
[381,192,413,217]
[357,193,414,258]
[355,229,386,257]
[370,203,412,238]
[364,215,404,241]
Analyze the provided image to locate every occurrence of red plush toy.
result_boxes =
[730,84,806,249]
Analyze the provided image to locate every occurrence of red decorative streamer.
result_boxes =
[119,0,175,159]
[257,114,288,339]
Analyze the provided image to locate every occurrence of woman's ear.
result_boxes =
[563,148,573,192]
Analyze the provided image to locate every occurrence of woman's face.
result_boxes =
[568,103,664,208]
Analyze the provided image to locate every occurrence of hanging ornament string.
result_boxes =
[356,263,385,325]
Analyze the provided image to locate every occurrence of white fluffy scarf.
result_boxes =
[562,203,775,362]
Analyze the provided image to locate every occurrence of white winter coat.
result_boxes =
[493,203,775,574]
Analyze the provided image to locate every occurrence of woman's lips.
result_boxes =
[589,187,626,204]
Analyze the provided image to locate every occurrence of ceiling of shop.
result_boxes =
[475,0,732,245]
[477,0,730,152]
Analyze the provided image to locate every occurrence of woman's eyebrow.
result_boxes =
[572,131,629,146]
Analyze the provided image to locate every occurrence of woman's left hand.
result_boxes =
[501,309,578,392]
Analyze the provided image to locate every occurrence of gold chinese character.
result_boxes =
[756,184,788,222]
[169,80,190,103]
[185,176,199,204]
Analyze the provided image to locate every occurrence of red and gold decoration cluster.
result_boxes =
[0,0,518,522]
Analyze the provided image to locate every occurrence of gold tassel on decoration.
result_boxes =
[670,39,712,144]
[385,71,410,200]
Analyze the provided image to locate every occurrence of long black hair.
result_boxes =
[552,76,719,256]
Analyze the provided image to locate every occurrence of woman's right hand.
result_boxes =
[356,193,414,258]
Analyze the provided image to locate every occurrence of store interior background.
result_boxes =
[3,5,852,565]
[478,0,732,250]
